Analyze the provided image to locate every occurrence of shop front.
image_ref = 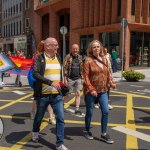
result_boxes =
[130,32,150,67]
[14,36,27,54]
[3,37,14,53]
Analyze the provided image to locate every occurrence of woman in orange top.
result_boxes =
[83,40,116,143]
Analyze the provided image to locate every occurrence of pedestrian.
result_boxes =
[111,48,118,73]
[63,44,83,115]
[30,40,56,125]
[83,40,116,144]
[15,50,24,87]
[103,48,113,110]
[32,37,69,150]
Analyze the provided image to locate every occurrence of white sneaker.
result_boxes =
[30,111,35,120]
[49,117,56,125]
[108,104,113,110]
[94,104,99,109]
[32,132,39,142]
[56,144,70,150]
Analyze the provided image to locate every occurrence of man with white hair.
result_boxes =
[32,37,69,150]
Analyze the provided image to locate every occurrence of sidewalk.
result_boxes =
[1,68,150,87]
[112,69,150,82]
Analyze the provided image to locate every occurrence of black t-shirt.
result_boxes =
[69,56,81,80]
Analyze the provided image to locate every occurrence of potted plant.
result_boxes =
[122,70,145,82]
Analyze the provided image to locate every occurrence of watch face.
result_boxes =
[0,117,4,140]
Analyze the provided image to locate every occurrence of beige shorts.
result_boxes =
[68,78,83,93]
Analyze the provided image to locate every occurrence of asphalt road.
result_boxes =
[0,81,150,150]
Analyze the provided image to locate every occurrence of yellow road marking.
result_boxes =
[112,90,150,99]
[11,118,49,149]
[0,94,32,110]
[2,114,150,130]
[10,93,82,149]
[0,100,32,103]
[126,94,138,150]
[0,147,12,150]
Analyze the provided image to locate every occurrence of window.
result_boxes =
[117,0,121,16]
[20,2,22,12]
[80,34,94,55]
[131,0,135,16]
[20,20,22,34]
[25,0,29,9]
[25,18,30,28]
[16,4,18,14]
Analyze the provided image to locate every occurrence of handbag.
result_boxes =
[59,82,69,96]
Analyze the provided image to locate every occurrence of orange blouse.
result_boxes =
[83,56,113,94]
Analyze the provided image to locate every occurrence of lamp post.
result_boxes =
[121,18,128,81]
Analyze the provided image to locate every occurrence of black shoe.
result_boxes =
[101,134,114,144]
[84,131,94,140]
[75,110,82,115]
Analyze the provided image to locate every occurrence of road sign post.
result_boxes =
[60,26,68,62]
[121,18,128,81]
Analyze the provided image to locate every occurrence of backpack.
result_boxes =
[27,66,36,89]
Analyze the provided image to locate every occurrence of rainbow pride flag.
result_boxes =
[0,53,16,72]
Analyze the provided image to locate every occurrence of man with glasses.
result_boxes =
[32,37,69,150]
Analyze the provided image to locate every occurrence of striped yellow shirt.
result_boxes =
[42,54,61,94]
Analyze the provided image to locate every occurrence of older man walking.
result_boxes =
[32,37,69,150]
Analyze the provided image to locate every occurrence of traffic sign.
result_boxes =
[60,26,68,35]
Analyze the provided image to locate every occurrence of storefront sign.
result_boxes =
[14,36,27,43]
[3,38,14,44]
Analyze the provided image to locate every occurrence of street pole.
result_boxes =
[63,33,66,63]
[121,18,128,81]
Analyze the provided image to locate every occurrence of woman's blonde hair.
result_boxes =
[87,40,103,57]
[37,40,45,53]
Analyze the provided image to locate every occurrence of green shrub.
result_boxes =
[122,70,145,82]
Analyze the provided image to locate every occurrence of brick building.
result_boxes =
[0,0,34,57]
[34,0,150,69]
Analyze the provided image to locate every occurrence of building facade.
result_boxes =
[1,0,34,57]
[34,0,150,69]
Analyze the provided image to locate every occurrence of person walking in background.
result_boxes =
[32,37,69,150]
[15,50,24,87]
[83,40,116,144]
[64,44,83,115]
[103,48,113,110]
[30,40,56,125]
[111,48,118,73]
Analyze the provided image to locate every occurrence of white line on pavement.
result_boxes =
[12,91,26,95]
[112,126,150,143]
[129,91,145,95]
[130,85,143,88]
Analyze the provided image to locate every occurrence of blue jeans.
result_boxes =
[32,94,64,147]
[85,92,109,133]
[112,59,117,73]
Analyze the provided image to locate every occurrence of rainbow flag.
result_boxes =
[0,53,16,72]
[6,56,33,75]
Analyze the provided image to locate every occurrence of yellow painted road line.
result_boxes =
[10,93,82,149]
[0,147,12,150]
[0,115,30,120]
[112,90,150,99]
[133,106,150,110]
[11,118,49,149]
[0,94,32,110]
[126,94,138,150]
[112,105,126,108]
[0,100,33,103]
